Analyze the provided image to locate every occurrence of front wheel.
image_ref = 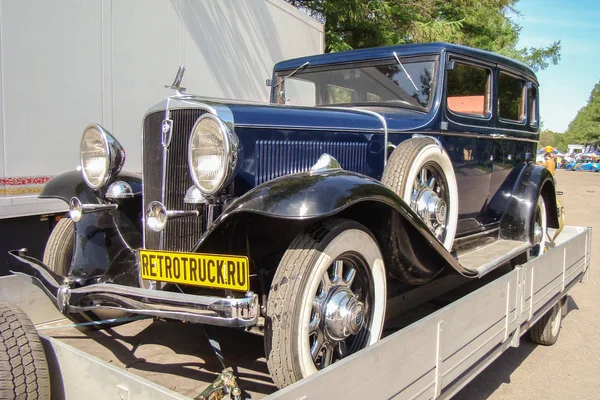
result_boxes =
[43,217,127,328]
[265,219,386,389]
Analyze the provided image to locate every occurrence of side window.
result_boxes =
[446,63,491,117]
[326,85,357,104]
[498,72,526,122]
[528,84,539,127]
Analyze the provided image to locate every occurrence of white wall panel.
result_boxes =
[0,0,323,176]
[1,0,104,176]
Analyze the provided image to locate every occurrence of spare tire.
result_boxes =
[0,302,50,399]
[382,137,458,251]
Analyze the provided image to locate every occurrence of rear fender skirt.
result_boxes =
[193,170,477,283]
[499,164,558,242]
[39,171,143,285]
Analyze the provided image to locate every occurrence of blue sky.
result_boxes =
[516,0,600,132]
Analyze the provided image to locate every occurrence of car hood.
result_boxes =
[226,103,435,133]
[148,95,436,133]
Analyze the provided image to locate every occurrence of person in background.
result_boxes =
[544,152,556,176]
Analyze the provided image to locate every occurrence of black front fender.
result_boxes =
[38,170,143,285]
[195,170,475,284]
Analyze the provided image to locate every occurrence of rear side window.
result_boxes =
[528,84,539,127]
[446,63,491,117]
[498,72,526,122]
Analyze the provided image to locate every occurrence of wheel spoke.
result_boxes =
[309,301,321,333]
[428,176,436,188]
[322,343,334,367]
[321,272,333,292]
[310,333,322,361]
[337,341,347,358]
[332,260,344,283]
[419,168,427,186]
[344,267,356,287]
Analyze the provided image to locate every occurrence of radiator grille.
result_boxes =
[255,140,369,185]
[142,109,206,251]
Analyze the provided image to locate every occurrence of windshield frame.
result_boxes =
[272,54,440,113]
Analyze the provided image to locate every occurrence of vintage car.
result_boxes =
[565,159,600,171]
[9,42,558,388]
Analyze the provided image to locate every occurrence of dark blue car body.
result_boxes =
[8,42,558,322]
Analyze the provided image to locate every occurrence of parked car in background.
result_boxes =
[565,159,600,171]
[8,42,559,389]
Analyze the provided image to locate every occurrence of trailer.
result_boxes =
[0,224,590,399]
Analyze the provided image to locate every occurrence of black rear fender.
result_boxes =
[39,170,143,285]
[194,170,474,286]
[499,164,558,242]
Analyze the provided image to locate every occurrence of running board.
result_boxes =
[456,240,530,277]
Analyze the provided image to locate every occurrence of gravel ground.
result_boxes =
[454,168,600,399]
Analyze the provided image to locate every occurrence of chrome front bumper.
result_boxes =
[7,249,258,327]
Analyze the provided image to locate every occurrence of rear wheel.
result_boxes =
[0,302,50,399]
[529,196,549,258]
[43,218,127,328]
[265,219,386,389]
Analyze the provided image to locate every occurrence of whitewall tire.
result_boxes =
[265,219,386,389]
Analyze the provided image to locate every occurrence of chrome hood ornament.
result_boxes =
[161,66,187,148]
[165,65,186,94]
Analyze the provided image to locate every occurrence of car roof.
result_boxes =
[274,42,538,83]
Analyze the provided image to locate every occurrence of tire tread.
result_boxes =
[0,302,50,399]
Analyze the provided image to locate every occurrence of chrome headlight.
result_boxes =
[80,124,125,189]
[188,114,237,195]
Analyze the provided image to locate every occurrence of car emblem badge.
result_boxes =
[161,119,173,148]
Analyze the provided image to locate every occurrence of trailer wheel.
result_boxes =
[43,217,127,329]
[0,302,50,399]
[381,137,458,251]
[529,302,562,345]
[265,219,386,389]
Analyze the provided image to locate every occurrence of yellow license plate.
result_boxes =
[139,250,250,292]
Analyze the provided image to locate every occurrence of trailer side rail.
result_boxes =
[269,226,591,400]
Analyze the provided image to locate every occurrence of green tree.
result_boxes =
[566,82,600,145]
[287,0,560,71]
[539,129,557,148]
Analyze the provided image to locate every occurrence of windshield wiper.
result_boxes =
[393,52,419,93]
[273,61,310,90]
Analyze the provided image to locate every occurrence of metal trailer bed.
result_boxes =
[0,225,591,400]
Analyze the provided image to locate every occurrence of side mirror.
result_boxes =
[265,79,272,87]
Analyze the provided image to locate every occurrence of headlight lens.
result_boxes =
[188,114,235,195]
[80,124,125,189]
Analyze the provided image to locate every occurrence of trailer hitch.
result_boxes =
[195,324,242,400]
[196,369,241,400]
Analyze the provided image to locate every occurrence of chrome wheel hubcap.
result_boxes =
[309,256,371,369]
[411,164,449,241]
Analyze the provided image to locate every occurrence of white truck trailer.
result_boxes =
[0,0,323,266]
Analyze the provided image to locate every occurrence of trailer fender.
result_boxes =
[499,164,559,242]
[38,170,143,286]
[194,170,474,284]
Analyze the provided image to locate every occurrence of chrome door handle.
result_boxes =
[491,133,507,139]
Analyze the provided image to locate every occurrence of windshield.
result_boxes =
[274,58,438,112]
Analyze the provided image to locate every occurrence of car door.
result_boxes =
[485,68,539,224]
[440,55,495,236]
